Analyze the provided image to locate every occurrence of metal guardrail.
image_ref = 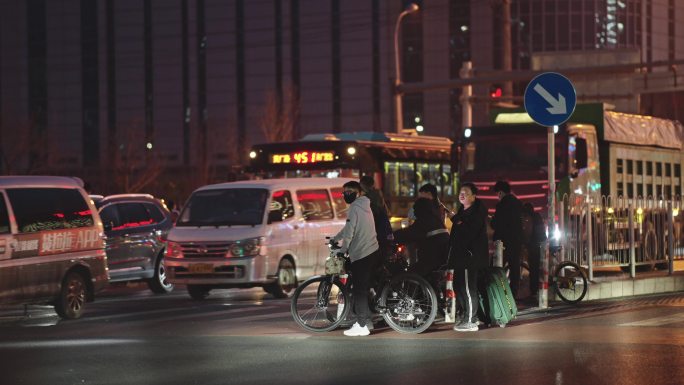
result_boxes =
[559,194,680,278]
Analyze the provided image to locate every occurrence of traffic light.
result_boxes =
[490,84,502,99]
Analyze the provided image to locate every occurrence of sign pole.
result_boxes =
[541,126,555,309]
[524,72,576,310]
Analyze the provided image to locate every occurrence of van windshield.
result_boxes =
[177,188,269,227]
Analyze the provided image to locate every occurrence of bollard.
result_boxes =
[443,269,457,323]
[337,274,348,320]
[494,240,504,267]
[539,242,549,309]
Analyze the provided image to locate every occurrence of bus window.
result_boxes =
[330,188,349,219]
[442,164,456,197]
[296,189,333,221]
[384,162,416,198]
[417,163,441,195]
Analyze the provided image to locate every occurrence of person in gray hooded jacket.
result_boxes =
[333,180,380,337]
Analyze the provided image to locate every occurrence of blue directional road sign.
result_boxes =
[524,72,576,127]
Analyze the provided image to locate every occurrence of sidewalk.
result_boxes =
[583,269,684,301]
[514,267,684,314]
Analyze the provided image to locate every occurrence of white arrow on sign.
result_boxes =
[533,83,567,115]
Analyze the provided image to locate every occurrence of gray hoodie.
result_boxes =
[334,195,379,262]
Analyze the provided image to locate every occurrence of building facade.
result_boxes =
[0,0,682,196]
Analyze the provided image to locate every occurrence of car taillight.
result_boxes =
[165,241,183,258]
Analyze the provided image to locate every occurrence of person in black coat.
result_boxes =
[393,197,449,278]
[491,180,523,298]
[448,182,489,332]
[523,202,546,296]
[360,175,394,258]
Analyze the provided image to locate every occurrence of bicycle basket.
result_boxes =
[324,255,346,275]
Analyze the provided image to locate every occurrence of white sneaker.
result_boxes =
[343,322,371,337]
[454,322,479,332]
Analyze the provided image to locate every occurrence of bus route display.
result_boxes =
[270,151,336,164]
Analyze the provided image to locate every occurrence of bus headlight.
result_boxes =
[347,146,356,155]
[249,150,257,159]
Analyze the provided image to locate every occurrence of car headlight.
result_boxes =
[229,237,263,257]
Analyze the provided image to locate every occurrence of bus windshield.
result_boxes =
[461,133,566,177]
[177,188,269,227]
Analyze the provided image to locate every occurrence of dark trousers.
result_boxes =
[350,249,380,327]
[408,234,450,278]
[527,242,542,294]
[503,242,521,298]
[456,267,479,324]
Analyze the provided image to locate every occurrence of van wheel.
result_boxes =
[55,272,87,319]
[188,285,211,300]
[147,256,174,294]
[265,258,297,298]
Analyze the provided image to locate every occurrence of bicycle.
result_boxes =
[549,244,589,304]
[290,238,438,334]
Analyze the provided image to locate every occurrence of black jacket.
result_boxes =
[491,194,523,247]
[528,211,547,244]
[448,198,489,270]
[394,198,450,273]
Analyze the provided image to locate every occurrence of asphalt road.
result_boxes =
[1,284,683,385]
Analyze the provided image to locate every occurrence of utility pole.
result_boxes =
[491,0,513,98]
[501,0,513,98]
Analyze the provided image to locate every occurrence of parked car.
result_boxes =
[165,177,353,300]
[0,176,109,319]
[95,194,174,294]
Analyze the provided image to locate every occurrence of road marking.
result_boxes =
[0,339,143,349]
[618,312,684,327]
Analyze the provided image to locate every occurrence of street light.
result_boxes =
[394,2,419,133]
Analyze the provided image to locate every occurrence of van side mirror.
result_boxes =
[574,137,588,169]
[267,210,283,224]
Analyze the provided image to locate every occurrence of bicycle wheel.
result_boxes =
[290,275,350,332]
[380,273,438,334]
[553,261,588,304]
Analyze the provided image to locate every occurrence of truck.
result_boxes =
[459,102,684,270]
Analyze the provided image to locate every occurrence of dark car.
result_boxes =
[95,194,174,294]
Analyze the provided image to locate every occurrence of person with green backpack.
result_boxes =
[447,182,490,332]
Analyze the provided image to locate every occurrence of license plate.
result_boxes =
[188,263,214,274]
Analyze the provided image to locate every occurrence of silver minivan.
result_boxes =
[165,178,353,299]
[0,176,108,319]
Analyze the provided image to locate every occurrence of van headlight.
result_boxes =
[229,237,263,257]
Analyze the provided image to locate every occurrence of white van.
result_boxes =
[165,177,354,299]
[0,176,108,319]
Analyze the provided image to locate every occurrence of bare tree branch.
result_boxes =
[259,85,300,143]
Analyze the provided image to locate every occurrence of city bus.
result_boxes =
[248,131,458,220]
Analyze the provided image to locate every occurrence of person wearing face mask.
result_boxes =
[333,181,380,337]
[448,182,489,332]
